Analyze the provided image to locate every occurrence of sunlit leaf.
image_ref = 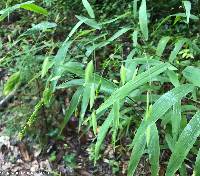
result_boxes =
[20,3,48,15]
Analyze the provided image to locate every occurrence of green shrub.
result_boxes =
[1,0,200,175]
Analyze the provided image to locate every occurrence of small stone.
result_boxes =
[39,159,52,171]
[30,160,39,172]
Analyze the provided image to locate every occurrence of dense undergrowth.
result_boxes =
[0,0,200,175]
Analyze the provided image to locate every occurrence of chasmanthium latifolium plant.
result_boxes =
[2,0,200,175]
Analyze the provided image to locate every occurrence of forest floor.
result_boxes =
[0,68,151,176]
[0,69,116,176]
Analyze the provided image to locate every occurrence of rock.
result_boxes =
[39,159,52,171]
[58,165,74,175]
[12,146,20,160]
[2,162,13,170]
[34,173,45,176]
[78,170,92,176]
[30,160,39,172]
[32,144,42,158]
[0,136,10,149]
[11,166,21,172]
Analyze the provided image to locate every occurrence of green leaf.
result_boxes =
[147,84,193,125]
[24,22,57,34]
[82,0,95,18]
[112,101,120,146]
[85,60,94,83]
[59,87,83,134]
[96,63,170,114]
[139,0,148,41]
[3,71,20,95]
[67,20,84,41]
[80,61,94,127]
[100,11,130,25]
[91,111,97,135]
[133,0,138,19]
[128,134,146,176]
[171,102,181,141]
[108,27,132,42]
[172,13,199,20]
[132,30,138,47]
[166,111,200,176]
[165,133,174,151]
[156,36,170,57]
[183,1,191,24]
[0,1,34,21]
[51,41,72,90]
[57,79,85,89]
[131,57,163,65]
[60,62,117,94]
[50,19,84,85]
[125,51,137,81]
[41,57,53,78]
[120,64,126,86]
[76,15,101,30]
[90,83,95,109]
[20,3,48,15]
[167,70,180,87]
[169,39,187,62]
[95,109,114,160]
[183,66,200,87]
[86,27,131,56]
[50,19,83,88]
[80,84,90,128]
[194,148,200,176]
[128,84,194,175]
[148,124,160,176]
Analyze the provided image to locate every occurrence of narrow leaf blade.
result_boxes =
[166,111,200,176]
[20,3,48,15]
[156,36,170,57]
[96,63,170,114]
[139,0,148,40]
[82,0,95,18]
